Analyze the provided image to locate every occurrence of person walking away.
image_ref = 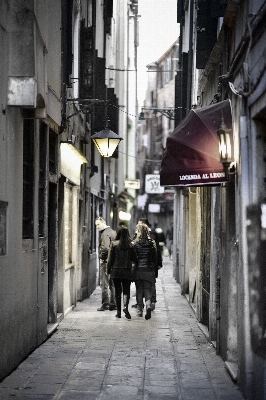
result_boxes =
[107,226,138,319]
[95,217,116,311]
[166,223,173,259]
[133,223,157,320]
[137,218,162,311]
[154,222,166,255]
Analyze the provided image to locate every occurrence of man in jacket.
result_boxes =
[95,217,116,311]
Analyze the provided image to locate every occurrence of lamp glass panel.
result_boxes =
[219,133,227,161]
[93,138,120,157]
[225,132,232,161]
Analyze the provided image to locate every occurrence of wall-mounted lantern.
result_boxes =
[91,120,123,157]
[217,117,231,165]
[138,110,146,125]
[217,117,236,178]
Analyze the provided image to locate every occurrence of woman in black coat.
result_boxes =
[107,226,138,319]
[133,223,157,320]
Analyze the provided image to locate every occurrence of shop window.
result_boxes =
[23,120,34,239]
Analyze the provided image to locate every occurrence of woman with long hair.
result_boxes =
[133,223,157,320]
[107,226,137,319]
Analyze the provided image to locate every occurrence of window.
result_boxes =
[151,91,154,107]
[49,129,57,175]
[39,122,47,237]
[23,120,34,239]
[90,193,96,253]
[65,184,73,264]
[0,201,7,255]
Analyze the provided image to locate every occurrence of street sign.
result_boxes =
[145,174,164,194]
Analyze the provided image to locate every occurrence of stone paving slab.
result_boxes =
[0,258,244,400]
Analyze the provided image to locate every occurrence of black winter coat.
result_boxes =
[133,237,157,282]
[107,240,138,280]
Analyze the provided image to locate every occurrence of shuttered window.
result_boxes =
[39,122,47,237]
[196,0,218,69]
[23,120,34,239]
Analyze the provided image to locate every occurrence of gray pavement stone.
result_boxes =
[0,258,244,400]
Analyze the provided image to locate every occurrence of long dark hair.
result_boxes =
[115,226,133,249]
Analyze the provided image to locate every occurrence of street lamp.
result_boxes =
[138,110,146,125]
[91,120,123,157]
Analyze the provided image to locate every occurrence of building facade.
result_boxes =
[160,0,266,399]
[0,0,138,380]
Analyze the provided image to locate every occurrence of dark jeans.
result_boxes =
[112,278,131,312]
[99,260,116,307]
[135,280,152,307]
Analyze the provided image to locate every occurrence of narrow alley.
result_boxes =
[0,259,243,400]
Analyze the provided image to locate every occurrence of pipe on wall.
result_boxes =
[238,115,253,398]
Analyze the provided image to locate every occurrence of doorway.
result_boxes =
[48,182,58,324]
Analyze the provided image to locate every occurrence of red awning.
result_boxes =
[160,100,233,186]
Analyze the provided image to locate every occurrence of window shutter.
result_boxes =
[196,0,218,69]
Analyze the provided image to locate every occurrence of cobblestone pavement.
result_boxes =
[0,258,244,400]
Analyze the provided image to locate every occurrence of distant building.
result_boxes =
[136,41,178,231]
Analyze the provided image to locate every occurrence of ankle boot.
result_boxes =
[115,295,121,318]
[145,300,151,320]
[123,306,131,319]
[123,295,131,319]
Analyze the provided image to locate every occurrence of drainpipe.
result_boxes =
[186,0,194,111]
[239,114,252,398]
[126,6,130,179]
[181,188,189,295]
[216,276,221,353]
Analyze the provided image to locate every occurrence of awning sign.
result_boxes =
[160,100,233,187]
[145,174,164,193]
